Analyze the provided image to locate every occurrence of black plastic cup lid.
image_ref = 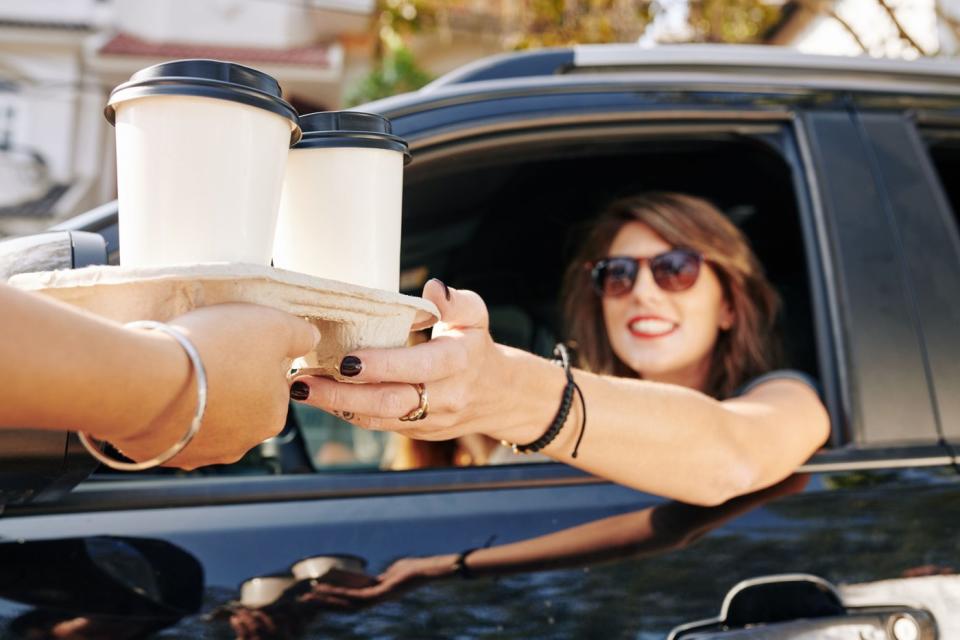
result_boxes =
[105,59,301,145]
[293,111,410,162]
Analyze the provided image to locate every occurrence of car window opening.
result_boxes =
[289,129,828,473]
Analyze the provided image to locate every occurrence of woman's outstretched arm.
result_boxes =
[295,280,829,506]
[0,283,319,469]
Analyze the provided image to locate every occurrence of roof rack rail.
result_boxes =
[573,43,960,80]
[423,43,960,92]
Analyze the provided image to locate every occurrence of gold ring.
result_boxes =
[399,383,429,421]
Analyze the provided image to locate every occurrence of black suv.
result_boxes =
[2,44,960,639]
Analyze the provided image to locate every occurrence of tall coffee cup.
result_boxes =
[105,60,301,268]
[272,111,410,291]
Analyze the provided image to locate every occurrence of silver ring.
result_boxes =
[78,320,207,471]
[398,383,429,421]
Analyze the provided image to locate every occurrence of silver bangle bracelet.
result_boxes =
[77,320,208,472]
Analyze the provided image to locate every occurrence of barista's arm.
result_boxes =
[0,283,319,468]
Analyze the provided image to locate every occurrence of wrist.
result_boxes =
[491,344,566,445]
[452,548,482,579]
[99,326,193,449]
[436,553,461,577]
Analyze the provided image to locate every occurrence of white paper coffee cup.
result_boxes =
[290,554,366,581]
[239,576,296,608]
[273,111,409,291]
[105,60,301,268]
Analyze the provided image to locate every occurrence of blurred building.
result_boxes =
[0,0,371,237]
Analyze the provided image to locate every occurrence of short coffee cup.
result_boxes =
[272,111,410,291]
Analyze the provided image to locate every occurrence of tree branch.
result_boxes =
[875,0,929,55]
[796,0,868,52]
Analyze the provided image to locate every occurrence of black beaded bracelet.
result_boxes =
[504,344,575,455]
[454,534,496,580]
[454,548,478,579]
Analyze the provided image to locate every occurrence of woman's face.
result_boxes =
[601,222,733,390]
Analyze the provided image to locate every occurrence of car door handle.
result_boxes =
[669,574,936,640]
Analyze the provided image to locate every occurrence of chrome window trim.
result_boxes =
[7,451,955,516]
[792,114,851,446]
[405,110,791,159]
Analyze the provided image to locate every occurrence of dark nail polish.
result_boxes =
[339,356,363,377]
[430,278,451,301]
[290,381,310,401]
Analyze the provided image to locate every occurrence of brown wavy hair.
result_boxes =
[562,192,782,399]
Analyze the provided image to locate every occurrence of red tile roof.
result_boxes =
[99,32,334,67]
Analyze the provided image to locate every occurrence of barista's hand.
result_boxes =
[111,303,320,469]
[292,280,551,445]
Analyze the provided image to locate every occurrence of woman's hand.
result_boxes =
[111,303,320,469]
[292,280,560,446]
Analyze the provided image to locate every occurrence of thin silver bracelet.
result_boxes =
[77,320,208,471]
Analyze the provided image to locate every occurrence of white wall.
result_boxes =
[0,90,48,206]
[0,41,98,212]
[114,0,318,48]
[0,0,105,25]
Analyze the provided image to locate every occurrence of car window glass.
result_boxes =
[294,405,388,470]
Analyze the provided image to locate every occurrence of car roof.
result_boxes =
[361,44,960,116]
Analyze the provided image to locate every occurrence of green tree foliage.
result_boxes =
[504,0,782,49]
[506,0,654,49]
[687,0,783,43]
[346,0,437,106]
[348,0,788,105]
[346,46,434,106]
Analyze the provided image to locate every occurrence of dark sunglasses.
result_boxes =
[588,249,704,297]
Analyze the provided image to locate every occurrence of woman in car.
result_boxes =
[292,192,829,506]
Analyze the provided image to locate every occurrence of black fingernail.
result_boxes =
[290,381,310,401]
[430,278,451,301]
[339,356,363,377]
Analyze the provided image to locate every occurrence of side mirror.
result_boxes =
[0,231,108,509]
[669,574,936,639]
[0,230,107,280]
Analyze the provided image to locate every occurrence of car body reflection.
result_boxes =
[212,476,810,639]
[0,536,202,639]
[2,469,959,638]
